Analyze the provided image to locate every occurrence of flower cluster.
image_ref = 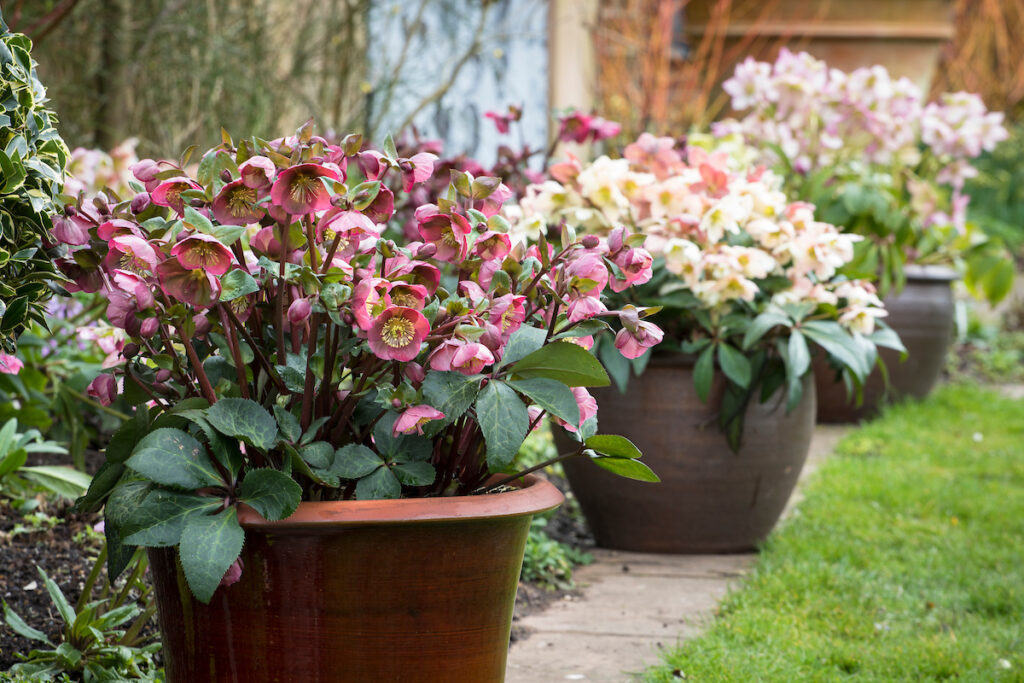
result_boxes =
[717,49,1008,230]
[510,134,886,335]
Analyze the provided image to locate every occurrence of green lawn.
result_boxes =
[645,384,1024,682]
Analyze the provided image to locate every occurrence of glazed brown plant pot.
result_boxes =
[815,265,957,423]
[556,358,815,553]
[148,475,563,683]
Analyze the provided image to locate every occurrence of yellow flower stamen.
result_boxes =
[289,174,322,204]
[227,186,257,217]
[380,316,415,348]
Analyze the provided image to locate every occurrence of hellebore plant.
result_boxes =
[717,49,1013,302]
[60,123,660,603]
[509,134,901,448]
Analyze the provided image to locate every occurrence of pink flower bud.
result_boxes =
[581,235,600,249]
[288,298,312,325]
[155,369,172,382]
[130,192,151,214]
[87,374,117,406]
[193,314,212,337]
[404,362,425,384]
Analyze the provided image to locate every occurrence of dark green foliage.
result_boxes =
[0,16,68,349]
[966,121,1024,254]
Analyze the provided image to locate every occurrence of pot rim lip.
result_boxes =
[902,263,959,282]
[237,474,564,528]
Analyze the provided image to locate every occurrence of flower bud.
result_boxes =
[86,374,117,407]
[155,369,172,382]
[190,198,205,207]
[122,343,140,359]
[581,235,600,249]
[130,192,151,214]
[608,227,625,254]
[416,243,437,259]
[404,362,425,384]
[391,398,403,409]
[220,169,233,182]
[139,317,160,338]
[131,159,161,183]
[64,205,78,217]
[288,298,312,325]
[193,314,212,337]
[92,195,109,216]
[330,194,352,210]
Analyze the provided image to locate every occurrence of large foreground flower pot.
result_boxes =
[557,359,815,553]
[815,265,957,423]
[148,475,563,683]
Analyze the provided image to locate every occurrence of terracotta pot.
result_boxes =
[148,475,563,683]
[684,0,955,91]
[815,265,957,423]
[556,358,815,553]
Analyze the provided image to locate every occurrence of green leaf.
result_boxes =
[179,508,245,603]
[3,601,52,645]
[475,381,529,470]
[392,461,436,486]
[801,320,869,380]
[219,269,259,301]
[299,441,333,469]
[551,318,611,340]
[74,461,125,513]
[205,398,278,451]
[0,418,18,457]
[121,489,220,547]
[105,410,150,464]
[506,378,580,427]
[238,469,301,521]
[742,311,791,349]
[590,456,660,482]
[868,325,906,354]
[372,412,433,462]
[420,371,479,435]
[694,344,715,403]
[498,325,547,368]
[509,341,610,387]
[274,406,301,443]
[331,444,384,479]
[584,434,642,459]
[787,330,811,379]
[126,428,223,489]
[39,567,75,626]
[717,344,752,388]
[20,465,92,499]
[597,334,632,394]
[355,466,400,500]
[183,205,214,234]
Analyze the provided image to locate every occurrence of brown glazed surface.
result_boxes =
[815,266,956,423]
[558,360,816,553]
[149,475,562,683]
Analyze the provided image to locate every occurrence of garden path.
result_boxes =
[504,425,850,683]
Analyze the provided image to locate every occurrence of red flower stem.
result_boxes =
[275,223,290,363]
[304,216,320,272]
[221,304,289,395]
[300,313,321,430]
[218,307,250,400]
[181,332,217,404]
[474,445,585,495]
[320,233,343,274]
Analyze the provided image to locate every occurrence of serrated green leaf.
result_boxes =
[584,434,642,459]
[274,406,301,443]
[476,381,529,471]
[355,466,400,500]
[127,428,223,489]
[506,377,580,427]
[205,398,277,451]
[121,489,220,547]
[219,269,259,301]
[179,508,245,604]
[299,441,333,469]
[238,469,301,521]
[509,341,610,387]
[694,344,715,403]
[421,371,479,435]
[392,461,436,486]
[331,444,384,479]
[498,326,547,368]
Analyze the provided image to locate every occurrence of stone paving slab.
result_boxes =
[505,425,851,683]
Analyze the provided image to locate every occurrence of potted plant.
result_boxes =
[64,122,660,682]
[717,49,1011,420]
[507,134,893,552]
[0,18,69,365]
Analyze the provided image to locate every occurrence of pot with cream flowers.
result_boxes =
[59,122,660,682]
[508,134,899,552]
[717,49,1012,420]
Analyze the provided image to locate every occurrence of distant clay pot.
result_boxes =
[815,265,957,423]
[556,357,815,553]
[149,475,563,683]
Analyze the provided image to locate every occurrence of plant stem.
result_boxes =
[218,307,251,400]
[181,333,217,404]
[475,446,585,494]
[221,303,289,395]
[61,387,131,421]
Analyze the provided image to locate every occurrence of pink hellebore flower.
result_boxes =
[363,185,395,224]
[558,111,593,144]
[428,340,495,376]
[212,179,265,226]
[97,219,141,242]
[171,233,235,276]
[104,234,161,275]
[238,156,276,190]
[473,230,512,260]
[86,374,117,406]
[393,405,446,436]
[485,111,512,134]
[0,353,24,375]
[566,253,609,297]
[589,117,622,142]
[288,298,312,325]
[352,278,393,331]
[556,387,597,433]
[220,557,244,588]
[415,205,472,262]
[156,259,222,308]
[609,247,654,292]
[614,321,663,359]
[51,213,91,246]
[400,153,439,193]
[474,182,514,218]
[567,295,607,323]
[368,306,430,362]
[151,177,203,215]
[270,163,340,216]
[131,159,162,192]
[388,283,429,311]
[549,153,582,185]
[488,294,527,340]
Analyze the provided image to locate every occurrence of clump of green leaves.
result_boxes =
[0,418,91,506]
[521,517,592,591]
[0,16,69,349]
[2,548,160,682]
